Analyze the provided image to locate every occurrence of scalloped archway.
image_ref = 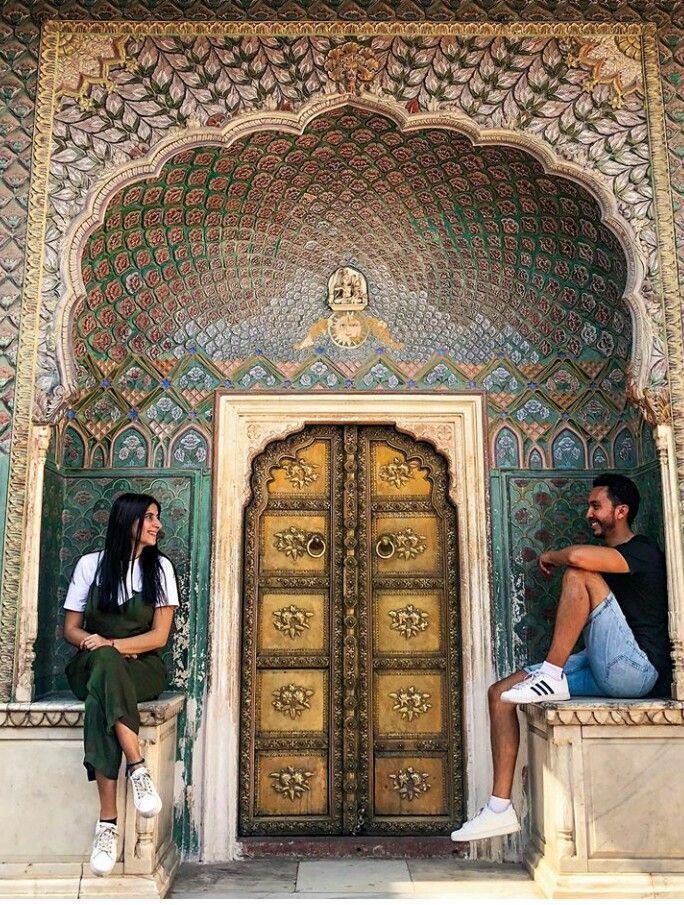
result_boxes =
[58,93,650,404]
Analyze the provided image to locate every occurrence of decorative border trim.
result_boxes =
[0,26,60,698]
[43,21,651,38]
[0,693,185,728]
[642,34,684,511]
[524,700,684,727]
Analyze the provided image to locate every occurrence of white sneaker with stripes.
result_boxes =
[500,669,570,704]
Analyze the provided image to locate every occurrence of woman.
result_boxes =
[63,492,179,877]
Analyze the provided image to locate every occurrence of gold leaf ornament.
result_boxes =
[388,603,429,638]
[272,683,314,719]
[325,42,381,94]
[269,766,314,800]
[272,604,314,639]
[389,766,431,800]
[389,685,432,721]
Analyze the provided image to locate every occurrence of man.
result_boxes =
[451,472,671,843]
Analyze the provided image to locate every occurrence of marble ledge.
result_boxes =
[523,698,684,726]
[0,691,184,728]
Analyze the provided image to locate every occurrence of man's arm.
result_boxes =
[538,545,629,578]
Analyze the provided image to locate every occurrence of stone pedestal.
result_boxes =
[0,692,183,898]
[524,699,684,898]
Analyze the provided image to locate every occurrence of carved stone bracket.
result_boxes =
[626,372,672,426]
[525,700,684,727]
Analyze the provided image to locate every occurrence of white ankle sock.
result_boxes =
[539,660,563,681]
[487,795,511,814]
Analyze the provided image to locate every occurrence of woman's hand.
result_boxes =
[80,634,112,651]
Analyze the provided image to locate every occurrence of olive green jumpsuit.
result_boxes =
[65,586,166,781]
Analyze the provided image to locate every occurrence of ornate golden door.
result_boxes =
[239,424,463,836]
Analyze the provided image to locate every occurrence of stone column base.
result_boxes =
[0,692,184,899]
[524,699,684,899]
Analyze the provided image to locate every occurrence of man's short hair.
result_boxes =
[592,473,640,526]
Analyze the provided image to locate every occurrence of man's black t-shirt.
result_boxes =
[602,534,671,697]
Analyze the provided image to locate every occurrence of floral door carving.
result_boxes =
[239,424,463,835]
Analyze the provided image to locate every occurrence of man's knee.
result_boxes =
[563,566,594,584]
[488,677,513,707]
[562,567,609,604]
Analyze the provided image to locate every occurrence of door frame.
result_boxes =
[203,392,493,860]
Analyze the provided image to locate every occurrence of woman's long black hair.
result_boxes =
[95,492,165,612]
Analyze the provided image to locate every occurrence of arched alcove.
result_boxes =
[34,101,663,855]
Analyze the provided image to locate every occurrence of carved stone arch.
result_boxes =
[58,421,87,468]
[54,91,652,414]
[110,422,152,469]
[550,425,588,470]
[168,423,212,469]
[492,425,522,469]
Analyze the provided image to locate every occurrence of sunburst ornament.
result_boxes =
[295,267,401,352]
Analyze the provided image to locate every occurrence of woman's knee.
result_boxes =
[88,645,126,674]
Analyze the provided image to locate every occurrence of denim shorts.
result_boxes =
[527,591,658,698]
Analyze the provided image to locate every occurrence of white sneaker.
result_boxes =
[500,669,570,704]
[450,805,521,842]
[129,764,162,818]
[89,820,119,876]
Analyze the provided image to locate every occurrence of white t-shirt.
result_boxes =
[63,551,180,612]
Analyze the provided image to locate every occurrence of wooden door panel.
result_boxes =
[266,439,330,498]
[373,514,442,574]
[258,592,327,654]
[256,753,329,816]
[371,444,432,498]
[374,756,448,816]
[374,672,445,737]
[240,426,343,836]
[256,669,328,734]
[240,424,462,837]
[359,426,462,835]
[260,514,328,573]
[374,591,443,655]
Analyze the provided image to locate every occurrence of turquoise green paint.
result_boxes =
[34,465,211,857]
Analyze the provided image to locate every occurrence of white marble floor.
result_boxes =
[169,858,544,899]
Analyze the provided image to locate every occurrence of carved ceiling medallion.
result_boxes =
[389,686,432,721]
[269,766,314,800]
[272,683,314,719]
[272,604,314,639]
[388,603,429,638]
[389,766,431,801]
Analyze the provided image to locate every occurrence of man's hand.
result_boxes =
[538,551,557,578]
